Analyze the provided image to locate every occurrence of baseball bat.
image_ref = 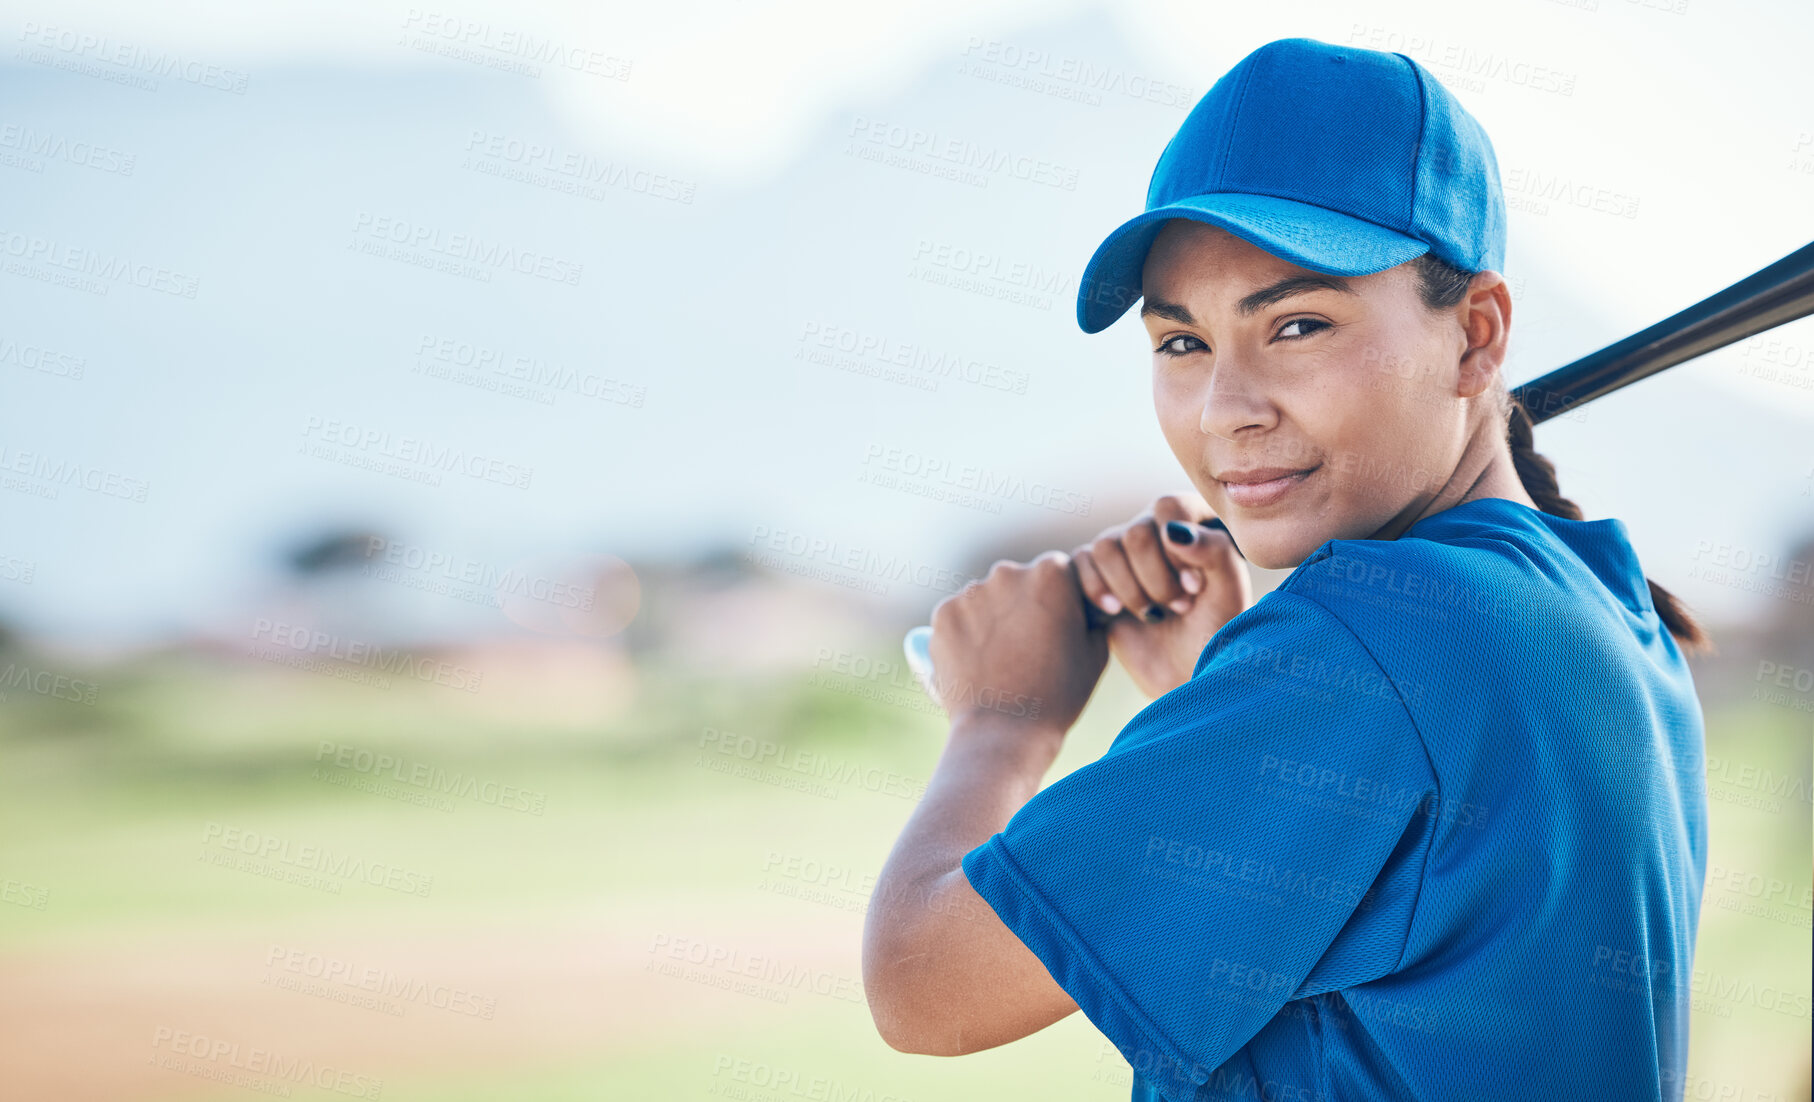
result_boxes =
[904,239,1814,700]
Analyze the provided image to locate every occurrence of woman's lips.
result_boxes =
[1221,465,1318,508]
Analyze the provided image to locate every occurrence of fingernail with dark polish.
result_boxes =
[1143,604,1165,622]
[1203,516,1245,560]
[1165,521,1195,545]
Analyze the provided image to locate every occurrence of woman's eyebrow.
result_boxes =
[1141,274,1358,325]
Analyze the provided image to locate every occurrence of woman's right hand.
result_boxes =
[1070,493,1253,699]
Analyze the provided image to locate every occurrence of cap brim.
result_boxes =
[1075,193,1432,334]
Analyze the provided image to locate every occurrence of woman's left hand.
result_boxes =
[926,550,1109,736]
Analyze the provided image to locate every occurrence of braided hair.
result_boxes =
[1409,253,1714,658]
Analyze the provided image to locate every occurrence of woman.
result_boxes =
[861,36,1711,1102]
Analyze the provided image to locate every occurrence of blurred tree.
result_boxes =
[282,529,386,577]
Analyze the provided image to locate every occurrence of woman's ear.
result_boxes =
[1455,271,1512,399]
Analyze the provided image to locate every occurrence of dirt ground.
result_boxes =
[0,904,860,1100]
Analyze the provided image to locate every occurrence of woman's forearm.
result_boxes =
[861,714,1072,1051]
[872,715,1065,905]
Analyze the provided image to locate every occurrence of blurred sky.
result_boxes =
[3,0,1812,648]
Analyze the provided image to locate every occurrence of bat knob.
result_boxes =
[903,625,937,699]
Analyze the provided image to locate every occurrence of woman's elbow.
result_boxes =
[862,928,962,1055]
[867,997,966,1056]
[868,1004,945,1055]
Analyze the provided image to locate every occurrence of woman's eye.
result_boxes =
[1277,318,1329,340]
[1155,335,1206,358]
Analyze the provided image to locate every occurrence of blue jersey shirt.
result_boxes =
[960,496,1709,1101]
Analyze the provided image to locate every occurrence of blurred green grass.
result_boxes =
[0,642,1807,1100]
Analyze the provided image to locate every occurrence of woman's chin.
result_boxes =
[1227,525,1325,572]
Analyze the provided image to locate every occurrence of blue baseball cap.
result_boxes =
[1076,37,1506,334]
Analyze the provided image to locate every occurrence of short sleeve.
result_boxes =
[960,589,1437,1102]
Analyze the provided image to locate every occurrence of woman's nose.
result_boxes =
[1198,357,1275,438]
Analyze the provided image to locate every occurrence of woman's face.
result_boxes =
[1141,219,1491,570]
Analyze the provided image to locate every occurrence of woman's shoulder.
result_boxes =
[1261,497,1659,701]
[1275,523,1524,633]
[1278,496,1637,626]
